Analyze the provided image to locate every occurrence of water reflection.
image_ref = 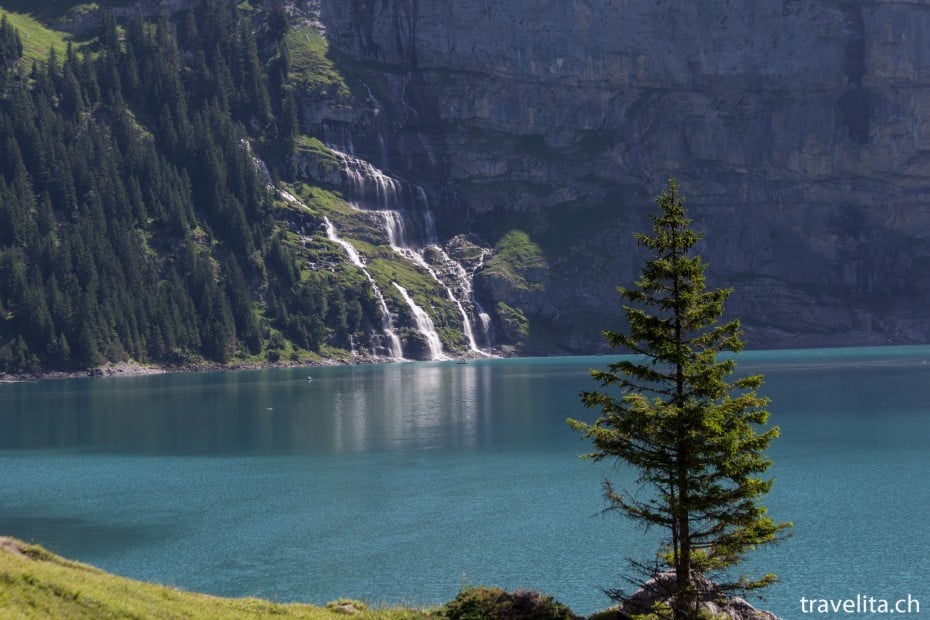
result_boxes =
[322,363,484,453]
[0,360,580,456]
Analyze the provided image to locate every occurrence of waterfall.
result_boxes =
[417,133,437,169]
[252,133,482,360]
[277,188,301,205]
[325,143,492,356]
[393,283,446,361]
[379,210,406,247]
[242,139,273,187]
[424,247,488,353]
[363,82,384,115]
[390,187,490,354]
[274,185,405,359]
[321,121,355,156]
[377,214,489,354]
[380,227,484,354]
[471,249,495,346]
[324,217,405,360]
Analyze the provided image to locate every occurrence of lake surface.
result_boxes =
[2,347,929,617]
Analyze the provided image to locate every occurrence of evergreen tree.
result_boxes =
[266,0,289,40]
[0,13,22,92]
[568,180,790,619]
[99,9,120,56]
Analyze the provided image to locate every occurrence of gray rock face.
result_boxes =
[55,0,198,34]
[315,0,930,352]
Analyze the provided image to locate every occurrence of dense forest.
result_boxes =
[0,1,379,373]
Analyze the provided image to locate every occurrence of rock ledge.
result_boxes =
[615,572,780,620]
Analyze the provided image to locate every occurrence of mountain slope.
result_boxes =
[7,0,924,369]
[0,0,502,375]
[0,0,454,374]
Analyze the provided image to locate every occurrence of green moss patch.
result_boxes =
[495,302,529,344]
[285,25,352,101]
[483,230,548,292]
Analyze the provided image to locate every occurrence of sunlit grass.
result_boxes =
[1,10,71,62]
[285,24,352,99]
[0,537,436,619]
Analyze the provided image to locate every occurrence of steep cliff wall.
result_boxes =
[314,0,930,351]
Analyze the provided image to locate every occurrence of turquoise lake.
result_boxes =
[2,346,929,617]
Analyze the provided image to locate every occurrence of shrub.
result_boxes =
[441,586,578,620]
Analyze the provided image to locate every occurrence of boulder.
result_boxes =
[617,572,781,620]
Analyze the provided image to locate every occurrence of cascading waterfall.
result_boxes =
[471,250,494,344]
[361,84,391,168]
[393,284,446,361]
[383,222,483,354]
[326,145,492,356]
[276,187,301,205]
[423,246,490,353]
[321,122,355,156]
[243,142,410,360]
[242,138,273,187]
[384,188,490,355]
[323,218,405,360]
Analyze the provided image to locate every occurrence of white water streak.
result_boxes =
[326,142,491,356]
[396,241,484,355]
[393,283,446,361]
[323,217,404,360]
[276,184,404,358]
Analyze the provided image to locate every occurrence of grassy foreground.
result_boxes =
[0,537,434,619]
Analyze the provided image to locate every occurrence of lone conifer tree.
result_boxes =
[569,180,789,619]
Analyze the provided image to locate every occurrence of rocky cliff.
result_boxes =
[307,0,930,352]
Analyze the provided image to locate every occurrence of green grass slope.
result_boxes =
[0,10,70,61]
[0,537,434,620]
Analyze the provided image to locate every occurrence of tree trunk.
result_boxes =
[675,448,692,619]
[671,218,692,618]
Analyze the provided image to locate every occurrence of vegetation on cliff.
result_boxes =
[481,230,547,294]
[285,23,350,101]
